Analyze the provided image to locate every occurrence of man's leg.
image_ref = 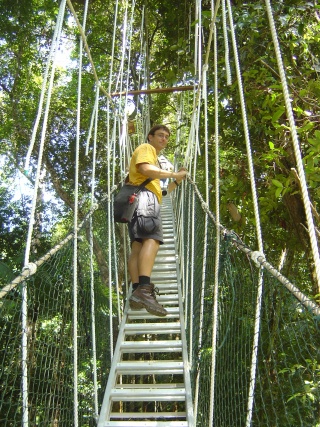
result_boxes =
[138,238,160,276]
[129,238,167,316]
[128,240,142,285]
[128,239,159,282]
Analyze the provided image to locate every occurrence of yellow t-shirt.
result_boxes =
[128,143,162,203]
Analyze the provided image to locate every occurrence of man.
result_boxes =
[127,124,187,316]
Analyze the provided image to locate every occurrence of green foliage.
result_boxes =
[1,0,320,425]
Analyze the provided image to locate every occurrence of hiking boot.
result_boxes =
[129,283,143,310]
[129,284,168,317]
[129,283,151,310]
[129,282,156,310]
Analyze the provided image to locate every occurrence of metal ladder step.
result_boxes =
[128,307,180,320]
[113,383,185,389]
[152,265,177,273]
[103,421,188,426]
[116,361,184,375]
[110,387,186,401]
[151,273,178,280]
[124,322,181,335]
[154,256,177,263]
[120,340,182,353]
[110,411,187,419]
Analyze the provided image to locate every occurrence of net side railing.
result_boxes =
[172,181,320,427]
[0,205,125,427]
[1,184,319,427]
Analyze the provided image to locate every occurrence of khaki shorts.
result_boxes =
[128,189,163,244]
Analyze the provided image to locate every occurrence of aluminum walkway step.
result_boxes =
[97,196,194,427]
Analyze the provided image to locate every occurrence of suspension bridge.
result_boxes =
[1,0,320,426]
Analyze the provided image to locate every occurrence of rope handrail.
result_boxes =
[265,0,320,292]
[110,85,196,97]
[0,193,116,299]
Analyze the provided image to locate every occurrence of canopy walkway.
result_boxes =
[98,196,194,426]
[1,180,319,426]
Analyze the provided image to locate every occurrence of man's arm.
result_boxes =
[138,163,187,184]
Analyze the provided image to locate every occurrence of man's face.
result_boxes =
[148,130,170,154]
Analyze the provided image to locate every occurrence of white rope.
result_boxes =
[210,22,220,427]
[184,187,192,321]
[72,0,88,421]
[104,104,114,360]
[187,109,200,362]
[197,0,202,81]
[188,178,320,316]
[107,130,114,360]
[109,0,119,93]
[194,59,211,425]
[66,0,112,101]
[22,4,67,426]
[188,93,202,365]
[188,187,195,365]
[251,251,266,268]
[89,83,99,419]
[113,221,122,325]
[226,2,265,424]
[221,0,232,85]
[85,97,98,156]
[114,0,129,94]
[185,0,221,170]
[123,0,136,123]
[108,0,119,94]
[246,269,264,427]
[265,0,320,292]
[24,1,66,173]
[0,203,103,299]
[24,1,66,267]
[226,0,264,253]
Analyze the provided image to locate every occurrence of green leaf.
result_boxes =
[272,179,283,188]
[275,187,282,198]
[269,141,275,149]
[297,121,315,133]
[272,107,286,122]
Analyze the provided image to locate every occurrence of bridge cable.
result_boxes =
[265,0,320,292]
[226,2,265,424]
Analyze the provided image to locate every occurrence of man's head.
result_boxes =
[147,125,171,154]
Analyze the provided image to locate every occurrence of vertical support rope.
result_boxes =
[209,22,220,427]
[89,84,100,419]
[24,1,66,267]
[226,0,264,252]
[246,270,264,427]
[108,0,119,94]
[226,2,265,424]
[24,1,66,173]
[22,3,67,426]
[197,0,202,82]
[194,62,210,424]
[107,117,114,360]
[221,0,232,85]
[188,176,196,365]
[73,0,87,421]
[264,0,320,292]
[115,0,129,93]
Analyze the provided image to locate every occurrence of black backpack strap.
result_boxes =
[136,177,152,193]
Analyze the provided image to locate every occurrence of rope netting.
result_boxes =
[1,0,320,426]
[1,183,319,426]
[0,207,122,426]
[172,181,320,427]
